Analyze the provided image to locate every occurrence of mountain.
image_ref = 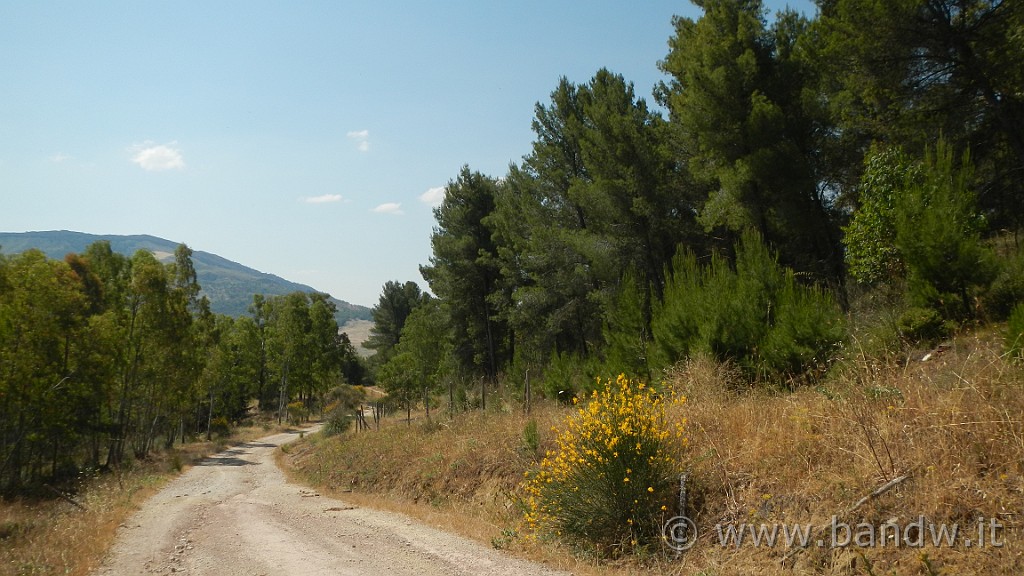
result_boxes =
[0,230,372,325]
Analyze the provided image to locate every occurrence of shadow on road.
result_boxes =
[196,455,256,467]
[240,442,277,449]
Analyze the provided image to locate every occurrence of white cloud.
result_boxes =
[418,186,445,207]
[305,194,344,204]
[372,202,403,215]
[347,129,370,152]
[130,141,184,171]
[50,153,72,163]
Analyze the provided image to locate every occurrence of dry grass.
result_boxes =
[670,330,1024,575]
[0,421,292,576]
[340,319,376,358]
[284,403,627,574]
[288,327,1024,575]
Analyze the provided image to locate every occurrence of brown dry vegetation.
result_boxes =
[288,326,1024,575]
[0,423,292,576]
[341,319,376,358]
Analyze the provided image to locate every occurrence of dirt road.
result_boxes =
[95,427,567,575]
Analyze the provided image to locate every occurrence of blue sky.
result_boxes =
[1,1,815,308]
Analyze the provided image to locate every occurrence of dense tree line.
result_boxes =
[373,0,1023,403]
[0,242,364,492]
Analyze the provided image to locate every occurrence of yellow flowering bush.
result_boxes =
[524,374,687,553]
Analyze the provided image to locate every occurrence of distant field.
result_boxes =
[340,319,375,357]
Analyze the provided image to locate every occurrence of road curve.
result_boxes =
[95,427,567,576]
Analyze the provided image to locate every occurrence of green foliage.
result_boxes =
[0,231,373,324]
[814,0,1024,230]
[522,419,540,458]
[375,298,450,418]
[896,307,948,343]
[653,230,844,381]
[490,69,698,376]
[395,299,447,391]
[377,351,417,414]
[540,351,597,400]
[363,280,426,365]
[985,246,1024,321]
[421,167,509,381]
[252,290,358,420]
[895,141,997,318]
[1007,303,1024,363]
[0,241,369,493]
[324,411,353,436]
[0,242,228,487]
[845,140,1003,343]
[658,0,843,280]
[286,401,309,425]
[759,275,846,377]
[843,145,919,285]
[323,385,366,436]
[525,375,685,554]
[602,268,653,381]
[209,416,231,438]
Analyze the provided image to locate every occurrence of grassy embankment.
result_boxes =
[0,422,292,576]
[286,327,1023,575]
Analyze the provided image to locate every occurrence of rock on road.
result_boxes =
[95,427,567,576]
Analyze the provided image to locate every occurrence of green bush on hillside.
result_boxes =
[322,385,366,436]
[845,141,1001,341]
[653,230,844,381]
[541,350,599,400]
[985,248,1024,321]
[895,142,997,319]
[1008,303,1024,363]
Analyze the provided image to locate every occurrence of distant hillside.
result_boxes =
[0,230,372,325]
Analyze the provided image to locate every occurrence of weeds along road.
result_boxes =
[96,426,566,576]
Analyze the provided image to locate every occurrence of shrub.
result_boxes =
[894,140,997,317]
[323,405,353,436]
[897,306,948,343]
[522,419,540,458]
[540,350,598,399]
[286,401,308,425]
[524,375,686,555]
[985,248,1024,320]
[320,384,370,434]
[602,268,654,380]
[653,229,844,381]
[843,144,918,286]
[1008,303,1024,363]
[209,416,231,438]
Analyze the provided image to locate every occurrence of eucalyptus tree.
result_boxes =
[0,250,88,488]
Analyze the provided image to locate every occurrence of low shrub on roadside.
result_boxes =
[524,374,686,555]
[1008,302,1024,363]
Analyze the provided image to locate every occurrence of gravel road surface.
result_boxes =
[95,427,567,575]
